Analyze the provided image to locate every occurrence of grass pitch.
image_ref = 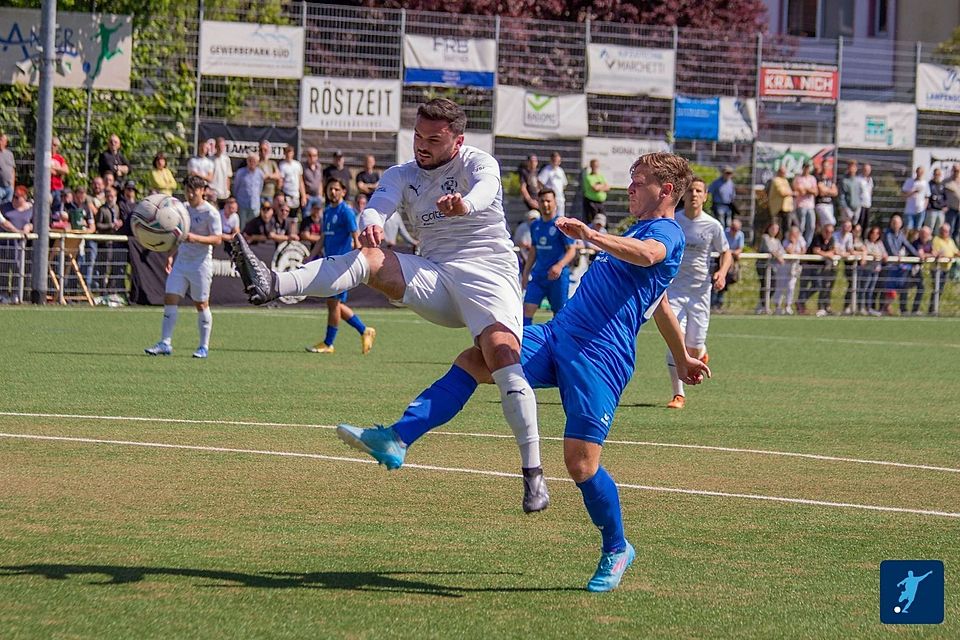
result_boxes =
[1,305,958,639]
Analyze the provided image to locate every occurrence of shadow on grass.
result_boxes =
[0,564,581,598]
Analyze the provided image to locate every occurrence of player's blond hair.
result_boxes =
[630,152,694,204]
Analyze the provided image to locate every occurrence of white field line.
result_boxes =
[1,431,958,520]
[1,411,957,475]
[711,332,960,350]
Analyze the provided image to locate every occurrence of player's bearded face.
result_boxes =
[413,117,463,170]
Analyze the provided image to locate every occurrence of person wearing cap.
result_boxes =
[584,213,607,253]
[513,208,539,269]
[521,189,578,325]
[118,180,139,236]
[322,150,353,198]
[707,166,737,230]
[581,158,610,221]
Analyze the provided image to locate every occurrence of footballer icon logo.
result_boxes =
[442,177,458,195]
[880,560,944,625]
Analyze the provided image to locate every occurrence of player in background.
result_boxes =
[664,176,732,409]
[307,178,376,355]
[145,175,223,358]
[521,189,578,325]
[333,153,709,592]
[230,99,548,513]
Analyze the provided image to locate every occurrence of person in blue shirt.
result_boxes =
[335,152,711,592]
[521,189,578,325]
[707,167,737,230]
[307,178,376,355]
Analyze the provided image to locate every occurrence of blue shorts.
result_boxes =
[326,291,348,303]
[523,271,570,313]
[520,323,623,445]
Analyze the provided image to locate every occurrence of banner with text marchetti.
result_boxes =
[494,86,588,140]
[585,44,675,98]
[300,77,401,132]
[581,137,671,188]
[836,100,916,150]
[403,35,497,88]
[396,129,494,165]
[759,62,838,104]
[199,21,304,79]
[0,8,132,90]
[916,63,960,113]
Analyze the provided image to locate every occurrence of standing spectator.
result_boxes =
[302,147,324,215]
[767,165,795,231]
[901,226,932,315]
[755,222,782,314]
[0,185,32,303]
[355,154,380,197]
[927,167,948,233]
[88,176,106,212]
[118,180,139,236]
[322,150,352,197]
[944,164,960,243]
[581,158,610,221]
[809,223,838,317]
[792,163,817,246]
[93,186,121,289]
[814,165,838,230]
[513,209,539,270]
[98,134,130,179]
[219,197,241,241]
[838,160,862,225]
[187,139,215,183]
[279,144,305,220]
[931,223,960,314]
[902,167,930,232]
[707,166,737,230]
[860,225,887,315]
[538,152,568,217]
[832,219,856,314]
[774,225,805,315]
[712,218,743,311]
[210,137,233,209]
[148,152,177,196]
[50,136,69,215]
[257,140,282,202]
[857,163,874,233]
[233,153,264,227]
[0,133,14,204]
[519,155,541,211]
[882,215,918,315]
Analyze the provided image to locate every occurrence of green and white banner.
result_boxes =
[494,85,588,139]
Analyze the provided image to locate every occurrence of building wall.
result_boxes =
[896,0,960,44]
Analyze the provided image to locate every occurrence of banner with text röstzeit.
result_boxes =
[494,86,588,140]
[585,43,675,98]
[300,77,401,132]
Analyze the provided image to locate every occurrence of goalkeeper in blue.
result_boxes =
[337,152,712,592]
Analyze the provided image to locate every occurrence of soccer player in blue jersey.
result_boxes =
[521,189,578,325]
[335,152,711,591]
[307,178,376,355]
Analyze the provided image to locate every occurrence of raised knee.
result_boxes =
[564,455,598,484]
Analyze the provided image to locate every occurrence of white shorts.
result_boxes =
[668,286,712,350]
[166,259,212,302]
[395,251,523,340]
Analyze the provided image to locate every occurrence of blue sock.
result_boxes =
[392,365,478,446]
[324,325,338,347]
[346,315,366,334]
[576,466,626,553]
[523,316,533,327]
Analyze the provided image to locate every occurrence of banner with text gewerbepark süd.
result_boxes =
[585,43,675,98]
[581,137,671,188]
[199,21,303,79]
[494,86,588,140]
[674,96,757,142]
[403,35,497,88]
[300,77,401,132]
[916,63,960,113]
[836,100,917,150]
[0,8,132,89]
[396,130,494,165]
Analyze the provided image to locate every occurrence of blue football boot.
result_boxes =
[336,424,407,470]
[586,542,636,593]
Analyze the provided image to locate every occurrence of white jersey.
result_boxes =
[279,159,303,201]
[176,201,222,267]
[671,209,728,291]
[358,145,512,263]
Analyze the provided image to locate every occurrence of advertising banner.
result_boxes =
[396,129,494,165]
[199,20,304,79]
[300,77,401,132]
[494,86,588,139]
[754,142,836,184]
[196,122,297,170]
[0,8,132,90]
[585,43,675,98]
[674,96,719,141]
[912,147,960,175]
[403,35,497,88]
[759,62,838,104]
[916,63,960,113]
[836,100,916,150]
[719,97,757,142]
[581,137,671,188]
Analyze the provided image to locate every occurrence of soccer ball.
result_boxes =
[131,194,190,252]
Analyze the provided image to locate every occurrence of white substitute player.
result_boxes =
[229,99,548,512]
[145,175,223,359]
[665,176,732,409]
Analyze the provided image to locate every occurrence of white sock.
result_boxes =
[491,363,541,469]
[198,307,212,349]
[666,350,684,397]
[277,250,370,297]
[161,305,177,345]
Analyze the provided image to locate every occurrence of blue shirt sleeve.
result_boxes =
[638,219,683,259]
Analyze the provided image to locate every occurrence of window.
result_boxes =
[786,0,819,37]
[821,0,855,39]
[875,0,890,36]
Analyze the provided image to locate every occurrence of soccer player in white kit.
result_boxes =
[664,176,732,409]
[229,99,548,512]
[145,175,223,359]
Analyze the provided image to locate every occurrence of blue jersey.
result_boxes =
[323,201,358,257]
[530,217,575,277]
[552,217,684,387]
